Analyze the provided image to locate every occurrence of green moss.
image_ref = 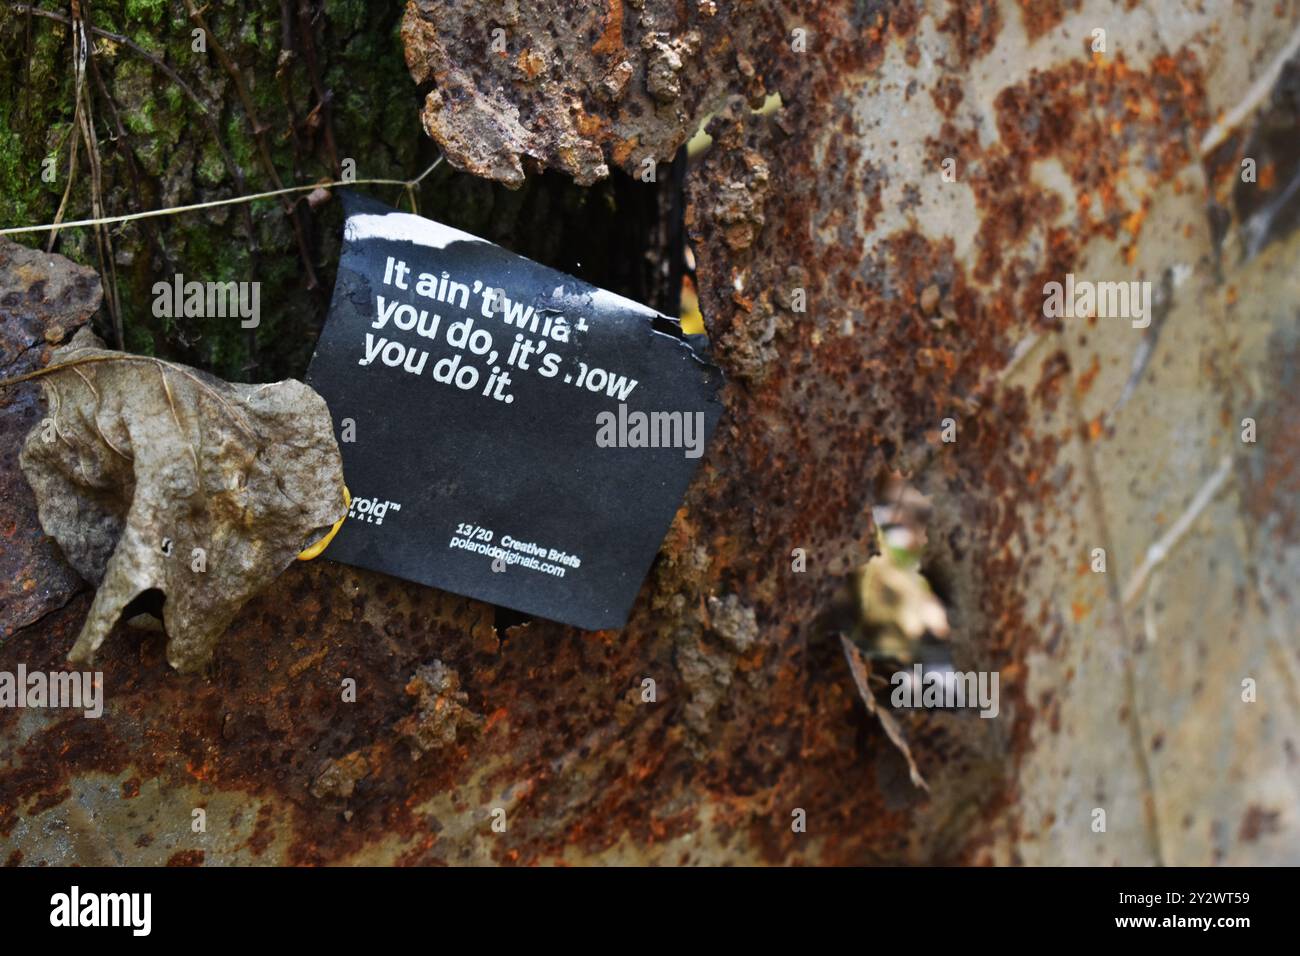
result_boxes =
[324,0,368,36]
[114,58,159,136]
[196,140,226,186]
[0,17,76,233]
[224,113,258,179]
[0,0,570,381]
[124,0,168,26]
[0,107,33,225]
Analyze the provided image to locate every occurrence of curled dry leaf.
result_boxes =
[840,633,929,793]
[8,328,346,673]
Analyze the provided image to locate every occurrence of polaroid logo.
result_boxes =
[152,272,260,328]
[890,664,999,719]
[348,495,402,526]
[1042,273,1151,328]
[595,403,708,459]
[0,666,102,718]
[50,886,151,936]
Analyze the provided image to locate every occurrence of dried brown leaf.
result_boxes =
[9,328,345,672]
[840,633,930,793]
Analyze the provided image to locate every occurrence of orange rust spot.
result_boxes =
[1071,601,1089,622]
[591,0,624,56]
[575,110,604,139]
[1076,355,1101,396]
[287,645,328,679]
[1087,417,1103,441]
[516,50,546,81]
[1098,180,1118,215]
[611,137,637,166]
[1121,206,1147,237]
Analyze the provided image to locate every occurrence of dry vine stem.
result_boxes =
[0,157,444,238]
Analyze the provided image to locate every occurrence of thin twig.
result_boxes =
[1122,455,1235,608]
[0,157,444,237]
[87,43,173,275]
[74,1,124,347]
[183,0,319,289]
[1199,21,1300,154]
[295,0,340,174]
[7,1,259,248]
[17,1,34,122]
[46,74,81,251]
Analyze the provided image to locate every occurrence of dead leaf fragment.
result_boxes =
[10,328,345,673]
[841,634,930,793]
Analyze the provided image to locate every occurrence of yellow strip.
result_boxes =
[298,486,351,561]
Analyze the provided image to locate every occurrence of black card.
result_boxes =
[305,194,723,630]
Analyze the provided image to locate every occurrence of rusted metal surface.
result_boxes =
[401,0,773,186]
[3,0,1299,865]
[0,240,97,640]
